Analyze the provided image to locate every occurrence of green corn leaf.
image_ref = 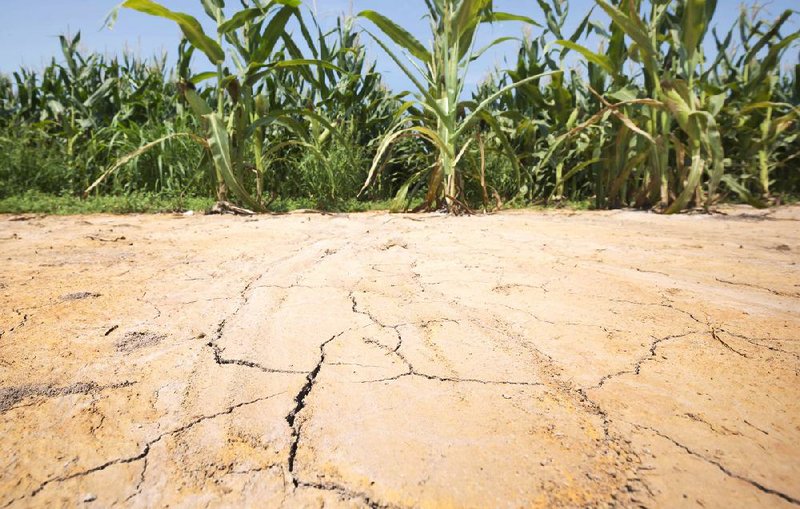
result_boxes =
[453,0,491,36]
[607,86,639,102]
[484,111,523,189]
[217,8,263,34]
[244,58,345,86]
[471,37,518,62]
[200,0,223,21]
[189,72,217,85]
[360,125,448,196]
[665,149,704,214]
[253,6,297,64]
[182,88,212,125]
[205,112,262,211]
[84,133,206,197]
[743,10,793,65]
[83,78,116,108]
[607,149,650,200]
[486,12,541,27]
[549,158,602,201]
[692,111,725,210]
[358,10,431,63]
[554,40,613,73]
[594,0,657,75]
[681,0,709,62]
[457,70,563,138]
[360,29,447,120]
[746,32,800,93]
[122,0,225,64]
[663,88,693,136]
[720,175,768,209]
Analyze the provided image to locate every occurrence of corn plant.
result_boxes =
[0,31,205,197]
[88,0,343,211]
[358,0,558,212]
[255,13,392,203]
[710,6,800,204]
[544,0,726,212]
[473,0,599,205]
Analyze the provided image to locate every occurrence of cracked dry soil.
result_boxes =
[1,207,798,508]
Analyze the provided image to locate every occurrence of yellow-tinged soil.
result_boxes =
[0,206,798,508]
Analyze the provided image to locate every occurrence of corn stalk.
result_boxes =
[89,0,343,211]
[358,0,557,213]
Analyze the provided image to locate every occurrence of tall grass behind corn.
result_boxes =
[0,33,208,198]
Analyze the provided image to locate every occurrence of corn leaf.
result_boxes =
[122,0,225,64]
[206,113,262,211]
[554,40,613,73]
[358,10,431,63]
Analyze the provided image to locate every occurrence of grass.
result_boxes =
[0,192,215,215]
[0,192,410,215]
[0,192,608,215]
[8,190,789,216]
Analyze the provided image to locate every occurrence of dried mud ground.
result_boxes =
[1,206,799,509]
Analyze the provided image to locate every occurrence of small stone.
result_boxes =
[82,493,96,503]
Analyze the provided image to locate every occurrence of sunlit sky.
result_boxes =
[1,1,797,93]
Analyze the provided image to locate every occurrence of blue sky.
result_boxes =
[1,1,797,93]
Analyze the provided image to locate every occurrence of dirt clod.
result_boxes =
[0,383,102,412]
[115,331,166,352]
[61,292,101,301]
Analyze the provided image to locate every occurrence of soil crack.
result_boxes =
[18,392,285,504]
[297,480,397,508]
[589,331,698,389]
[207,340,306,375]
[709,326,749,358]
[714,277,800,299]
[206,274,305,375]
[351,292,541,387]
[719,329,800,361]
[362,371,544,387]
[637,424,800,505]
[285,331,346,486]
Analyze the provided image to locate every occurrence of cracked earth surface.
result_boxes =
[0,206,798,508]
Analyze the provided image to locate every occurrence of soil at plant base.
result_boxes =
[1,206,798,508]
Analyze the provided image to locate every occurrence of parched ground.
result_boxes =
[0,206,798,508]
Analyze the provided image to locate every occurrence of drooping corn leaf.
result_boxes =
[122,0,225,64]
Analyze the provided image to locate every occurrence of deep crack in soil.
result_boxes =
[7,393,285,507]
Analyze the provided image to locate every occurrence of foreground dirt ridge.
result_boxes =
[0,207,798,508]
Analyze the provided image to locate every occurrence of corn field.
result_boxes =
[0,0,797,212]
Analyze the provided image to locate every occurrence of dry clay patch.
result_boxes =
[0,207,798,508]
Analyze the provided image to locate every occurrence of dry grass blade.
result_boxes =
[84,133,207,197]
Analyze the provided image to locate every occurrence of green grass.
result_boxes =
[0,192,215,215]
[0,192,404,215]
[265,198,401,213]
[0,191,606,215]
